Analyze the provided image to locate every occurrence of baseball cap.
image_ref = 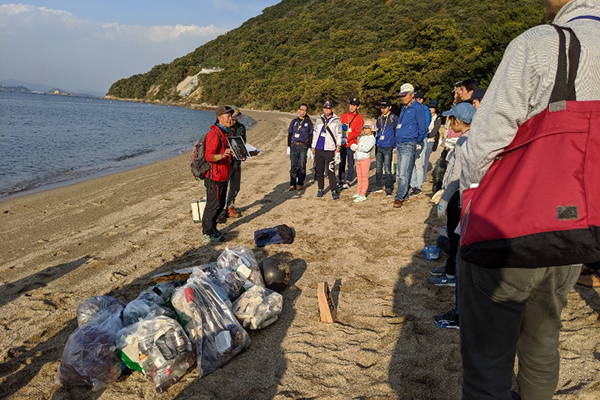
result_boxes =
[442,102,477,124]
[379,98,392,108]
[398,83,415,97]
[215,105,234,118]
[229,105,242,120]
[350,97,360,106]
[415,91,424,99]
[323,99,334,108]
[466,88,486,103]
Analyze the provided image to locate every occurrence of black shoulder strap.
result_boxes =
[549,25,581,111]
[321,116,337,145]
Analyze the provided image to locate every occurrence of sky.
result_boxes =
[0,1,280,95]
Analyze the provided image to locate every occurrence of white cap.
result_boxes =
[398,83,415,96]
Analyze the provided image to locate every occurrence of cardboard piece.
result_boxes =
[317,282,336,323]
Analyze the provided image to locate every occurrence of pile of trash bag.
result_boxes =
[56,246,289,393]
[116,316,195,393]
[56,296,125,391]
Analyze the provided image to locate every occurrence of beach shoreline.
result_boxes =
[1,109,598,400]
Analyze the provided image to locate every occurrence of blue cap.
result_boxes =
[323,100,334,108]
[350,97,360,105]
[442,102,476,124]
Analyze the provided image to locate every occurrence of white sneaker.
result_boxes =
[354,195,367,203]
[352,193,360,198]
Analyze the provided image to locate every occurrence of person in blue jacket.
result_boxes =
[373,98,397,196]
[409,91,432,196]
[393,83,427,208]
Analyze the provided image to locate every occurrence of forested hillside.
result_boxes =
[107,0,544,114]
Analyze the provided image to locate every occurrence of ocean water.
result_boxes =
[0,92,251,200]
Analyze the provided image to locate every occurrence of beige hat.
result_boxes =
[398,83,415,96]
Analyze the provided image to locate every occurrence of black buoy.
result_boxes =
[259,255,292,292]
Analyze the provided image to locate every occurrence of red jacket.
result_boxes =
[204,124,231,182]
[340,112,364,147]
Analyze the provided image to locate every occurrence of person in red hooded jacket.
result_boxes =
[202,105,234,243]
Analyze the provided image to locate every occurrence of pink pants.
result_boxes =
[356,158,370,196]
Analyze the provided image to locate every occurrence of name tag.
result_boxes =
[294,133,300,138]
[397,124,402,129]
[348,128,352,133]
[380,136,385,140]
[321,132,327,137]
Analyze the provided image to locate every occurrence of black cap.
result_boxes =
[379,98,392,108]
[415,91,424,99]
[466,88,486,103]
[323,99,334,108]
[350,97,360,106]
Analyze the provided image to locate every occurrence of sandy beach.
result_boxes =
[1,109,599,400]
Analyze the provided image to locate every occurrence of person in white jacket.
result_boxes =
[311,100,342,199]
[351,122,376,202]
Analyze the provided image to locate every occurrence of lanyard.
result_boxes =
[381,113,389,133]
[296,117,304,133]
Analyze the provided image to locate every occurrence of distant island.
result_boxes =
[0,79,104,98]
[0,86,70,96]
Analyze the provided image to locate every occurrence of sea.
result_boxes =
[0,91,252,201]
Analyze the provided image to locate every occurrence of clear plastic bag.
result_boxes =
[217,245,265,287]
[204,263,253,303]
[171,268,250,377]
[116,316,195,394]
[122,299,177,326]
[232,285,283,330]
[76,296,125,327]
[56,307,123,390]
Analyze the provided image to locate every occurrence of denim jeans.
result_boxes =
[423,140,435,183]
[395,141,417,200]
[289,143,308,186]
[338,147,355,182]
[410,137,428,190]
[375,146,394,190]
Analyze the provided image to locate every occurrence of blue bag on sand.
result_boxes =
[254,225,295,247]
[423,245,440,261]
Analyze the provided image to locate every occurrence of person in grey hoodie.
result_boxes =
[458,1,600,398]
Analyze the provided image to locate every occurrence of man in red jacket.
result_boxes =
[202,105,234,243]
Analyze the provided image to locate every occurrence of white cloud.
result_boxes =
[0,3,229,94]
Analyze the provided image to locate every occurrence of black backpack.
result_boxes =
[190,130,224,180]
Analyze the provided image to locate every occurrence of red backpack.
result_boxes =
[460,25,600,268]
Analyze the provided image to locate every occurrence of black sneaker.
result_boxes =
[203,233,224,243]
[434,310,459,329]
[217,214,227,224]
[385,189,393,197]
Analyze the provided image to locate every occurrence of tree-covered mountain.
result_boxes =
[107,0,544,114]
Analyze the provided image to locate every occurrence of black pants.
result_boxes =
[202,179,228,235]
[445,191,461,276]
[314,149,336,191]
[432,149,448,193]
